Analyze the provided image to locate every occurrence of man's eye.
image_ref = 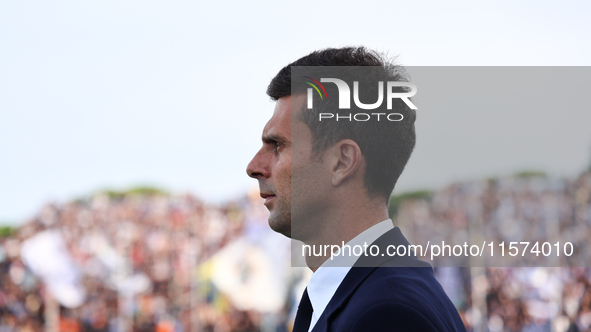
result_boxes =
[273,142,283,152]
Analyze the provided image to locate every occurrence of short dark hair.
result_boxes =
[267,47,416,202]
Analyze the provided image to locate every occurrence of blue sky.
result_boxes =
[1,0,591,224]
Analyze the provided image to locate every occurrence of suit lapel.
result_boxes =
[310,227,430,331]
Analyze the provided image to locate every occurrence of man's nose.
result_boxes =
[247,150,270,179]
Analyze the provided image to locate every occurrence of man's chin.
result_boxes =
[268,215,291,238]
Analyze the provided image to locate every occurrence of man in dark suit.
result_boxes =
[247,47,466,331]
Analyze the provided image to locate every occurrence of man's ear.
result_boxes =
[329,139,362,187]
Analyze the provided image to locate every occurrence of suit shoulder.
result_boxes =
[348,301,440,332]
[335,267,466,332]
[358,266,443,301]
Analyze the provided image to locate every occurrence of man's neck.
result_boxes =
[303,205,389,271]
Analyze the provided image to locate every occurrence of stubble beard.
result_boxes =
[268,196,292,238]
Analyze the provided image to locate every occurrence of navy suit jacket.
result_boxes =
[294,227,466,332]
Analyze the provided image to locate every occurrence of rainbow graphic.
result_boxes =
[303,76,328,100]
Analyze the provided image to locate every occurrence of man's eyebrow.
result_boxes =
[262,134,288,144]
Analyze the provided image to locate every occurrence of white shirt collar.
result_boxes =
[306,219,394,331]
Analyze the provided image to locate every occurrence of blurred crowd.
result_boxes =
[0,171,590,332]
[0,190,297,332]
[397,171,591,331]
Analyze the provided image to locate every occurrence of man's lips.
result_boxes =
[260,193,276,205]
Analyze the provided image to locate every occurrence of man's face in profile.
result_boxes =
[247,95,325,239]
[247,96,293,237]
